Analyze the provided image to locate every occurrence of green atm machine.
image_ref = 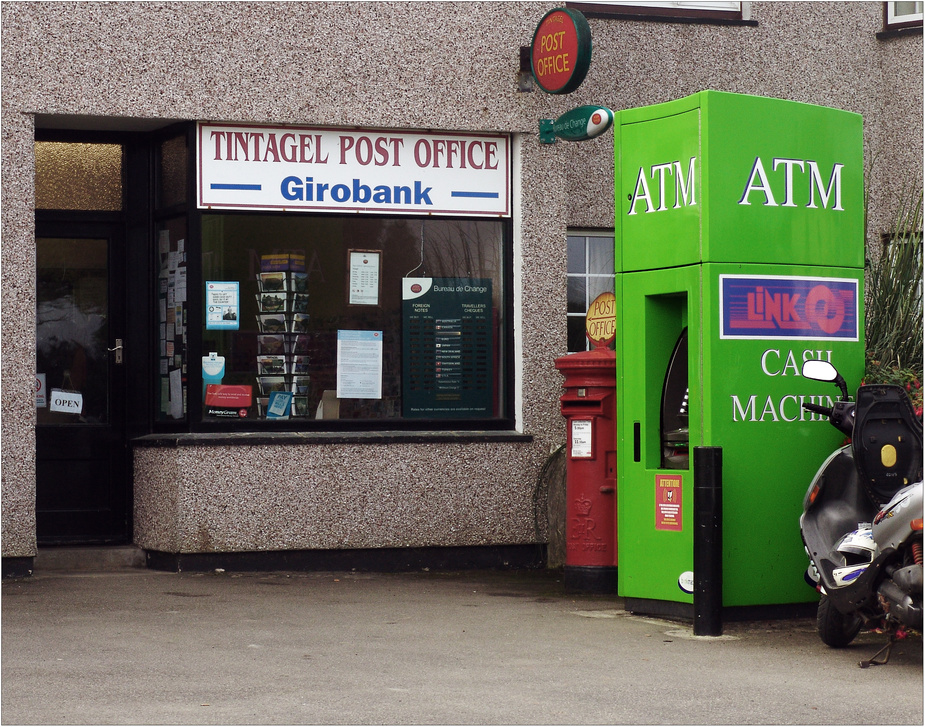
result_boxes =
[614,91,865,615]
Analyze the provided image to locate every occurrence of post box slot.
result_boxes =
[560,392,611,403]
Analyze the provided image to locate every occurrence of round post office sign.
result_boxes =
[530,8,592,95]
[586,291,616,347]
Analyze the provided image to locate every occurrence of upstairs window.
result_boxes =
[885,1,923,29]
[567,1,751,23]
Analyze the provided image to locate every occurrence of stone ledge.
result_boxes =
[132,430,533,447]
[33,546,146,572]
[144,544,547,573]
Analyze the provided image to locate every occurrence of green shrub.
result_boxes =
[864,186,923,415]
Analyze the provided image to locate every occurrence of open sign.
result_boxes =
[49,389,83,414]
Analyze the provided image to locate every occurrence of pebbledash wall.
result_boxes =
[2,2,922,568]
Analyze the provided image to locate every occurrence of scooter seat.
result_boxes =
[852,384,923,506]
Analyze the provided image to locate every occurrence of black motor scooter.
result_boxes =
[799,360,923,666]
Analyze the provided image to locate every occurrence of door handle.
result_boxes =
[108,339,123,365]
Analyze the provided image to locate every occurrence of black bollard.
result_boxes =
[693,446,723,636]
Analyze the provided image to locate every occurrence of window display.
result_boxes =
[156,217,189,422]
[200,214,510,427]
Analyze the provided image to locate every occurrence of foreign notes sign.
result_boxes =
[402,278,493,419]
[198,124,510,217]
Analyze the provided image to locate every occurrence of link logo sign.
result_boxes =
[198,124,510,217]
[720,274,858,341]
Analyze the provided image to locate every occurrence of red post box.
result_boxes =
[554,346,617,594]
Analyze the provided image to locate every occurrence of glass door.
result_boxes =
[35,225,129,543]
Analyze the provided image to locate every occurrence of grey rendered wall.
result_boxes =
[2,2,921,558]
[560,1,923,234]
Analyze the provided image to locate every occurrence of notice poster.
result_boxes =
[36,374,47,408]
[206,281,240,330]
[204,384,252,418]
[402,278,492,418]
[156,229,188,422]
[168,368,184,419]
[348,250,381,306]
[336,330,383,399]
[655,474,683,531]
[570,419,593,458]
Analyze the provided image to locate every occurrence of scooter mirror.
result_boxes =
[802,360,838,382]
[802,360,850,400]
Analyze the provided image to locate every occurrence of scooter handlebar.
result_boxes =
[802,402,834,417]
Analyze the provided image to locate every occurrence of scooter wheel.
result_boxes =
[817,594,862,648]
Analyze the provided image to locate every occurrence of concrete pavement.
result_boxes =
[2,566,922,725]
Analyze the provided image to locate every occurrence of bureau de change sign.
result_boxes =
[401,278,493,419]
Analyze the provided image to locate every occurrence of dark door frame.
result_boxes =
[34,129,155,544]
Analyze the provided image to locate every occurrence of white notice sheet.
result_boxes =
[348,251,380,306]
[336,330,383,399]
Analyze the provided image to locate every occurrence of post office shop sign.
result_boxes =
[530,8,592,95]
[198,124,510,217]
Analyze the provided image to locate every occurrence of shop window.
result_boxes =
[567,232,615,352]
[155,215,189,423]
[153,131,191,424]
[197,214,510,427]
[567,1,752,23]
[35,142,123,211]
[885,1,923,29]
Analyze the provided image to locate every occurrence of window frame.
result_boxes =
[567,230,616,353]
[567,1,755,25]
[183,209,516,434]
[146,122,518,435]
[884,1,924,30]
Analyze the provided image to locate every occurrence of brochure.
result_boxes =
[204,384,252,418]
[257,292,288,313]
[256,314,288,333]
[266,390,293,419]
